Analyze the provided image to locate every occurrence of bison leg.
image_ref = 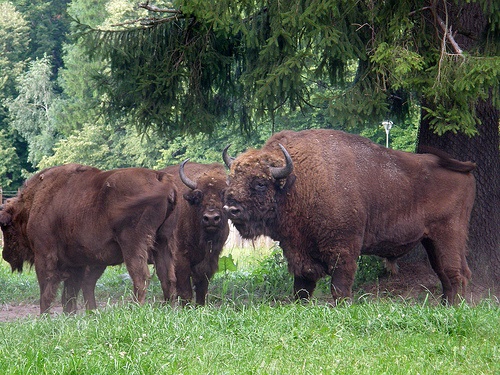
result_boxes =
[118,231,152,304]
[329,255,358,304]
[193,276,209,306]
[35,261,61,315]
[124,258,150,304]
[422,237,470,305]
[151,245,176,303]
[81,265,107,310]
[174,265,193,306]
[62,267,85,314]
[293,276,317,300]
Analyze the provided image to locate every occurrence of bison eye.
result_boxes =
[253,180,267,192]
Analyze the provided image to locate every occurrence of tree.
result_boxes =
[0,128,23,190]
[80,0,500,288]
[38,120,165,169]
[6,55,59,166]
[0,1,30,102]
[0,1,30,189]
[10,0,72,70]
[0,0,73,187]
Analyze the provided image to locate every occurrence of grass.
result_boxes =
[0,247,499,374]
[0,301,498,374]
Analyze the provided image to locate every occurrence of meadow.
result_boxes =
[0,246,499,374]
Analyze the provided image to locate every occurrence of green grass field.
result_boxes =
[0,247,499,374]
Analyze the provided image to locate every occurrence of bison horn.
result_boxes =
[179,159,197,190]
[222,144,235,169]
[270,144,293,180]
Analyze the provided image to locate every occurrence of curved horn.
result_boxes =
[222,144,235,169]
[270,144,293,180]
[179,159,197,190]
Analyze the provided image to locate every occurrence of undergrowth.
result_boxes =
[0,248,389,307]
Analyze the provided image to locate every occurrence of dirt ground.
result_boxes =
[358,260,499,304]
[0,303,63,322]
[1,261,497,322]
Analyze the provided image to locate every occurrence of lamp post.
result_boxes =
[382,120,393,148]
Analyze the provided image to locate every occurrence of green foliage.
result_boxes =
[38,121,165,169]
[0,1,30,100]
[67,0,109,27]
[360,109,419,152]
[218,254,238,273]
[3,0,497,188]
[421,55,500,136]
[0,129,23,190]
[353,256,387,291]
[0,2,31,189]
[77,7,240,136]
[5,55,59,167]
[51,42,108,137]
[76,0,499,138]
[12,0,72,68]
[370,42,425,90]
[0,1,71,184]
[212,247,294,303]
[74,0,369,133]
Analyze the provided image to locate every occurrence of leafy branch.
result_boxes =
[110,1,186,28]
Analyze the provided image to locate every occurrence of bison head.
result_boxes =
[179,160,228,235]
[222,143,294,239]
[0,198,33,273]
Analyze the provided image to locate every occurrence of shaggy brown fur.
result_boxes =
[0,164,177,314]
[158,162,229,305]
[224,129,476,304]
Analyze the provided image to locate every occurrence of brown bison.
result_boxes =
[157,161,229,305]
[0,164,177,314]
[223,129,476,304]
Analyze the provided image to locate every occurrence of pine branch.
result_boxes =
[138,2,182,15]
[409,3,463,55]
[110,2,185,28]
[111,15,182,28]
[436,14,463,55]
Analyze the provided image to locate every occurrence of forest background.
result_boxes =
[0,0,499,290]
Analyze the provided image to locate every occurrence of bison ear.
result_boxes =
[277,174,296,191]
[168,188,177,205]
[183,190,203,206]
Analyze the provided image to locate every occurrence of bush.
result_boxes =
[211,249,387,304]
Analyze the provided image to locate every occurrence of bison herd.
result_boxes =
[0,130,476,314]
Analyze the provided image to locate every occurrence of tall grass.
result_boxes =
[0,301,499,374]
[1,249,499,374]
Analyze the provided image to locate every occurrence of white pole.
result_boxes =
[382,120,393,148]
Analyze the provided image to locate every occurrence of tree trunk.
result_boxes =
[415,2,500,289]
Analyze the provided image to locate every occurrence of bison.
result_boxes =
[0,164,177,314]
[223,129,476,304]
[157,161,229,305]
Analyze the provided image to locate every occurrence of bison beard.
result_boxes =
[224,197,278,240]
[0,164,178,314]
[224,129,476,305]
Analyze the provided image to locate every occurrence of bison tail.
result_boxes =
[419,146,476,173]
